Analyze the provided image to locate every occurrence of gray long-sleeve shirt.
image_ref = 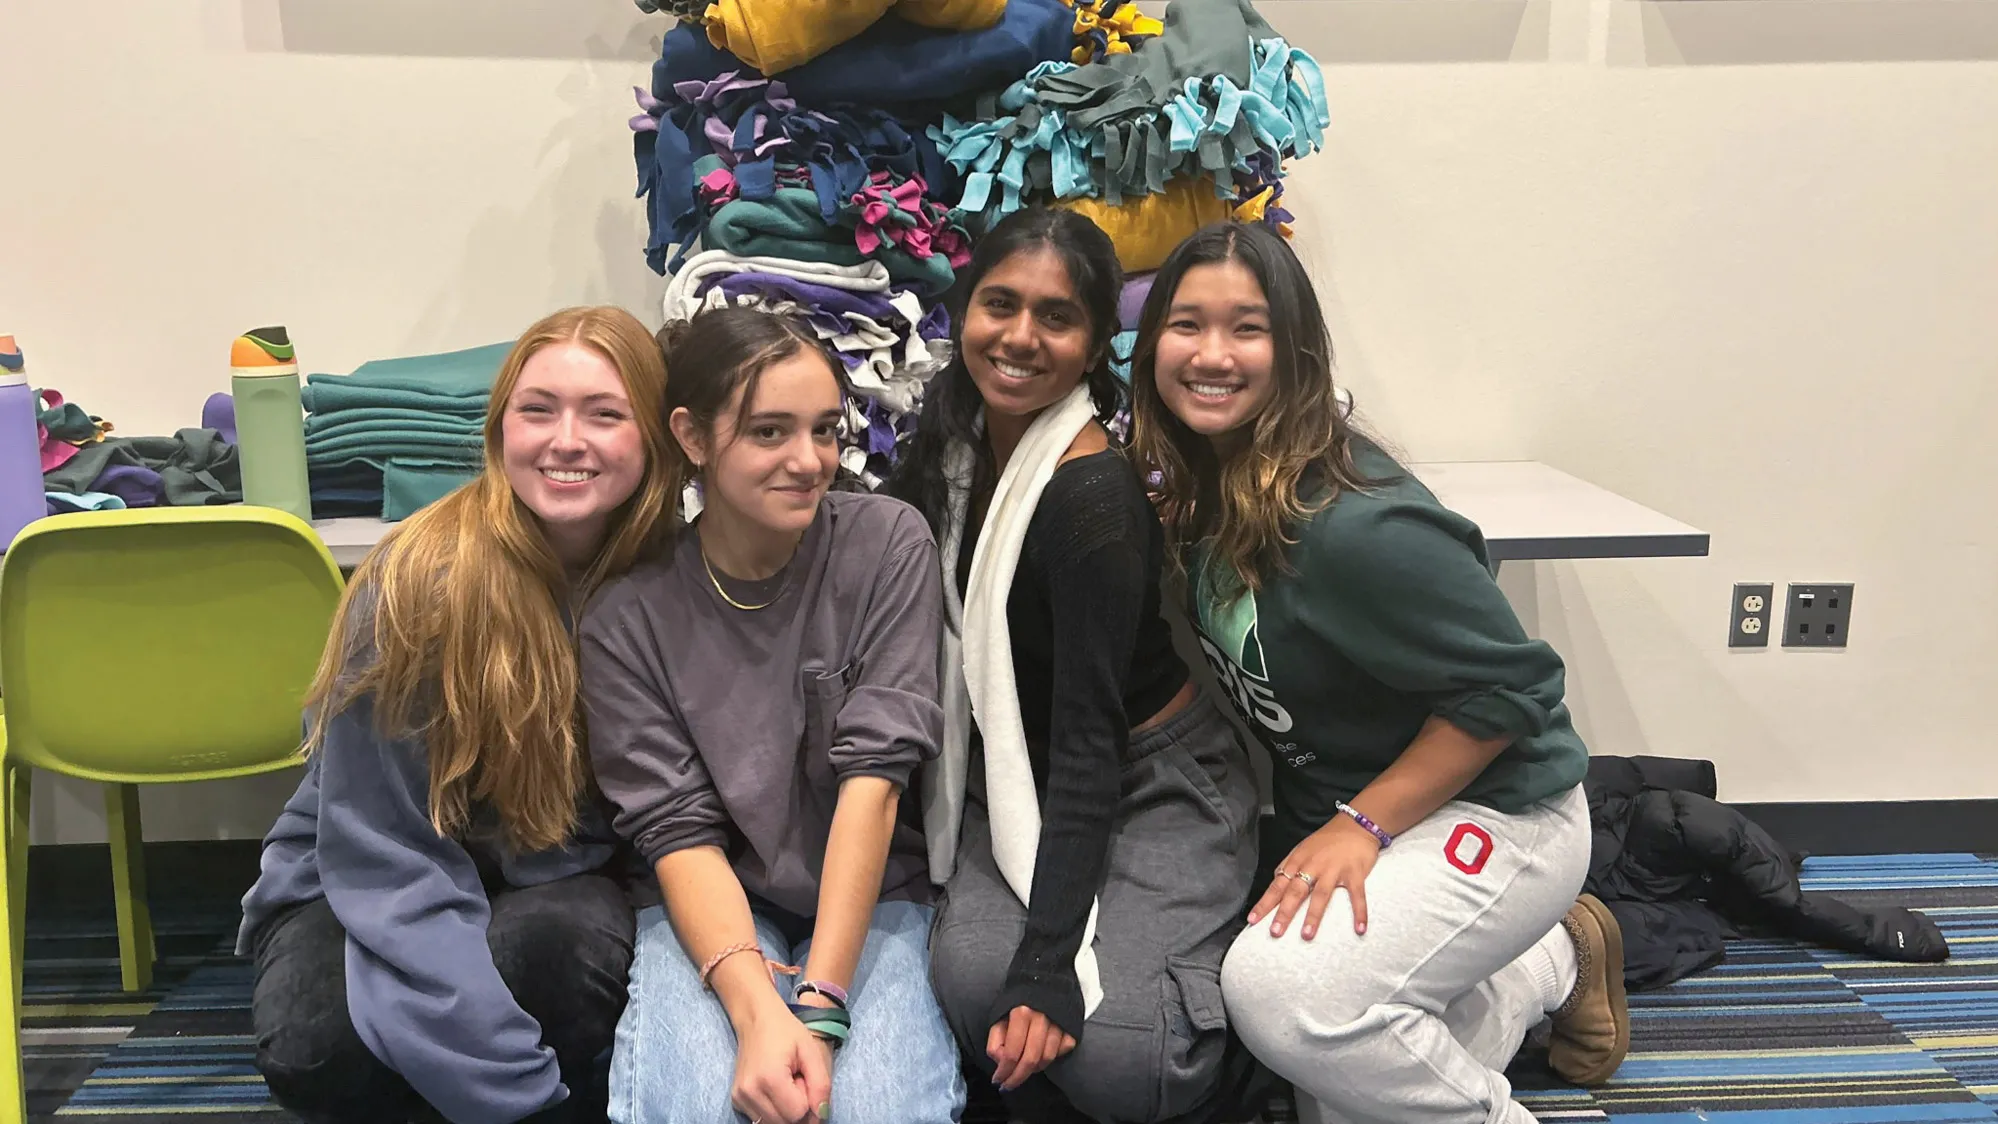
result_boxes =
[237,592,622,1124]
[579,491,943,917]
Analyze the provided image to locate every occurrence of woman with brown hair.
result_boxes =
[580,305,963,1124]
[1130,221,1628,1124]
[239,305,679,1124]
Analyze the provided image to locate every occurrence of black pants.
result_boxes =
[249,872,634,1124]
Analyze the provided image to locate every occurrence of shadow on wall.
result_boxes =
[370,77,662,346]
[1616,0,1998,65]
[246,0,1556,64]
[1253,0,1553,64]
[241,0,660,60]
[236,0,1998,65]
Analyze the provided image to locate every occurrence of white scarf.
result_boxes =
[923,383,1104,1020]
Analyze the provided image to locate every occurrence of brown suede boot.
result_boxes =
[1548,894,1629,1085]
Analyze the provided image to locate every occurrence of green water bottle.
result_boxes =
[230,326,312,522]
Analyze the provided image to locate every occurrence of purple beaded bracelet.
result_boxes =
[1336,802,1393,850]
[794,979,849,1009]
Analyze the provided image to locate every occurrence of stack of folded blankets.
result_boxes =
[631,0,1077,484]
[301,341,511,521]
[630,0,1328,472]
[933,0,1327,273]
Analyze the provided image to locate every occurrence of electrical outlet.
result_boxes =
[1782,583,1854,648]
[1729,582,1773,648]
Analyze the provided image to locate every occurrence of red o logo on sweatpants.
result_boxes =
[1445,823,1494,875]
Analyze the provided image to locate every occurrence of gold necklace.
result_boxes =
[702,548,781,611]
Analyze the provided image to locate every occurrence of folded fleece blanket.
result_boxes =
[304,409,484,440]
[305,431,482,466]
[632,71,954,274]
[682,282,943,411]
[661,249,894,318]
[934,0,1329,222]
[384,459,479,521]
[702,0,895,76]
[1056,174,1236,273]
[300,338,510,416]
[657,0,1074,107]
[323,341,511,398]
[305,457,478,522]
[704,0,1010,76]
[703,184,959,296]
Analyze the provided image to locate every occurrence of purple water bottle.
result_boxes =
[0,335,47,551]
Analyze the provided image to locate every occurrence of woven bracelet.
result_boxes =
[697,941,761,990]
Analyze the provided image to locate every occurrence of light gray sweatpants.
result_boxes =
[1221,784,1589,1124]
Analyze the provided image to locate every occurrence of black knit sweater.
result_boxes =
[955,448,1188,1038]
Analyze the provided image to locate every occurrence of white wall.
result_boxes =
[3,0,1994,842]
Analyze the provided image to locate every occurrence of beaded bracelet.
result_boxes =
[794,980,849,1009]
[1336,801,1394,850]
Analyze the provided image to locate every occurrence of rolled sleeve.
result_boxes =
[579,615,732,865]
[826,532,946,785]
[1306,498,1567,744]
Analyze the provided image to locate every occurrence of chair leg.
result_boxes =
[0,766,28,1124]
[104,784,153,994]
[7,767,27,1003]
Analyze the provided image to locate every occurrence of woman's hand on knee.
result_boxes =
[1249,817,1381,940]
[987,1006,1076,1092]
[731,1015,831,1124]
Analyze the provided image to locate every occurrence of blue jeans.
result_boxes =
[610,900,966,1124]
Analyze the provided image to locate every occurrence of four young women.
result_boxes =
[243,212,1628,1124]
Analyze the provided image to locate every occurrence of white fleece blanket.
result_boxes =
[660,249,892,324]
[924,383,1104,1020]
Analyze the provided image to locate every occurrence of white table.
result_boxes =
[312,461,1709,569]
[1406,460,1708,563]
[314,516,397,569]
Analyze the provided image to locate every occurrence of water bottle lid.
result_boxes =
[0,335,23,384]
[231,326,298,377]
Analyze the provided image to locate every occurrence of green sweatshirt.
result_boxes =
[1189,440,1588,855]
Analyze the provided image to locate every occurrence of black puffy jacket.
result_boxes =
[1584,755,1949,990]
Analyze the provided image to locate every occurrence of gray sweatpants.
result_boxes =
[1222,784,1589,1124]
[928,693,1261,1123]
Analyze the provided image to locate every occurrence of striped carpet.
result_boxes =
[23,853,1998,1122]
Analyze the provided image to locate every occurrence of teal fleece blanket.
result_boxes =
[300,340,511,415]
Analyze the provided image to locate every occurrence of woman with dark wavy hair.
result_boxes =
[1130,220,1630,1124]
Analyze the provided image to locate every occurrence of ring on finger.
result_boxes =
[1274,868,1294,879]
[1296,872,1317,888]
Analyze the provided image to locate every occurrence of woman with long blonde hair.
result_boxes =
[239,306,678,1124]
[1131,221,1627,1124]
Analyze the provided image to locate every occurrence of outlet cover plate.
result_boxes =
[1783,583,1854,648]
[1730,582,1774,648]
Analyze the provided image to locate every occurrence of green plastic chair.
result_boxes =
[0,507,345,1120]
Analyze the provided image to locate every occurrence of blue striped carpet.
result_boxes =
[25,853,1998,1122]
